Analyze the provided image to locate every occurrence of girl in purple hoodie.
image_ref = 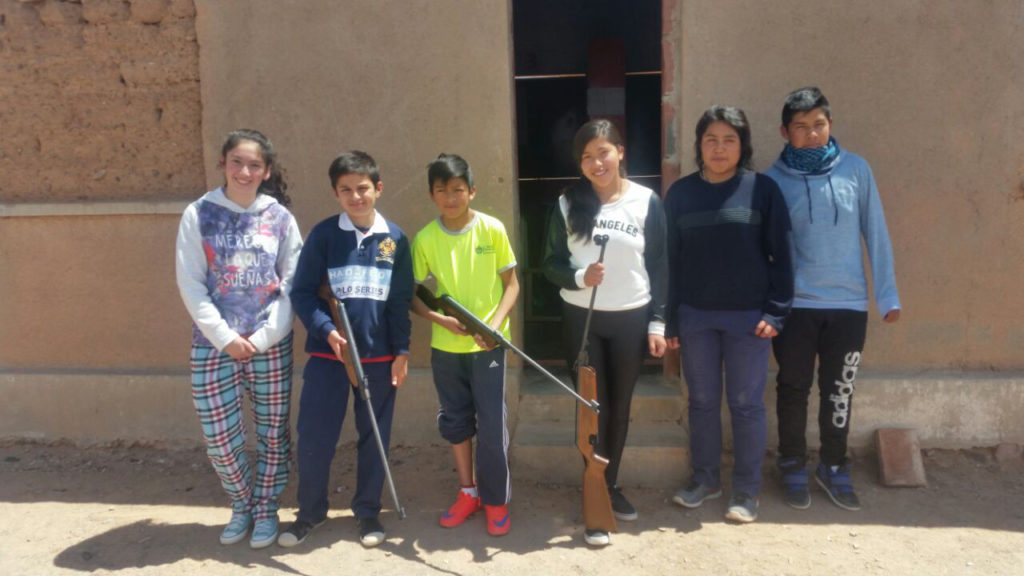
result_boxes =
[175,129,302,549]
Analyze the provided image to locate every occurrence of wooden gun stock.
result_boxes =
[317,282,359,386]
[577,364,617,533]
[415,284,500,349]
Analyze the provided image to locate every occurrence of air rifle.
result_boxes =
[318,282,406,519]
[415,284,598,413]
[574,234,616,534]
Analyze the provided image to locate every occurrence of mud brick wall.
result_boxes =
[0,0,203,202]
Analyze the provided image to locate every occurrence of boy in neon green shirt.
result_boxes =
[412,153,519,537]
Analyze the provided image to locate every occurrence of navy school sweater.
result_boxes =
[290,211,413,362]
[663,170,794,337]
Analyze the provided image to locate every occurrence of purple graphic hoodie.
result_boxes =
[175,187,302,352]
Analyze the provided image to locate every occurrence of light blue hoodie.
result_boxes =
[764,148,900,314]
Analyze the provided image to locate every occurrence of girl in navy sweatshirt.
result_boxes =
[664,106,793,524]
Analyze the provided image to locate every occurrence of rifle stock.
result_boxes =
[317,282,359,386]
[577,365,617,533]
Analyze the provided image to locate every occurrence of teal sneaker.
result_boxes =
[219,511,252,545]
[250,517,279,549]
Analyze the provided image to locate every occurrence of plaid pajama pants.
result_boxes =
[190,333,294,520]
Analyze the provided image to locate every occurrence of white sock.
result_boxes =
[460,485,478,498]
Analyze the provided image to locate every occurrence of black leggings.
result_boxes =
[563,301,648,486]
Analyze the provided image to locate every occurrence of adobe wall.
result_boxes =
[193,0,518,366]
[664,0,1024,369]
[0,0,202,370]
[2,0,1023,448]
[1,0,520,445]
[0,0,203,203]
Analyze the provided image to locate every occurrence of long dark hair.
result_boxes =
[564,119,625,242]
[694,106,754,173]
[219,129,291,207]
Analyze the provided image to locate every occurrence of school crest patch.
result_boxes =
[376,237,397,264]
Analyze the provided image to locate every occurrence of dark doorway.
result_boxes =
[513,1,663,361]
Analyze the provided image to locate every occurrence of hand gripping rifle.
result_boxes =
[318,282,406,519]
[415,285,599,413]
[574,234,616,534]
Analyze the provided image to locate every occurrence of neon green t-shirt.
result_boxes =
[413,211,517,353]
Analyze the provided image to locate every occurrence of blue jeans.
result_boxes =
[679,305,769,496]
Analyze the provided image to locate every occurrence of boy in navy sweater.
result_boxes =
[283,151,413,548]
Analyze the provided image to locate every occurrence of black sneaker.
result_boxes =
[608,485,638,521]
[583,529,610,547]
[357,516,386,548]
[276,518,325,548]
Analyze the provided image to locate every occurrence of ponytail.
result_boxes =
[564,178,601,242]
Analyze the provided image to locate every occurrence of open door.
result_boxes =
[512,0,663,362]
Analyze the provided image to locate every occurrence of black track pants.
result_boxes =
[773,308,867,467]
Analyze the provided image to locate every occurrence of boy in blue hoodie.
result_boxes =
[284,151,413,548]
[764,87,900,512]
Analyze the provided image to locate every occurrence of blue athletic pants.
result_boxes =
[431,347,509,507]
[295,356,396,521]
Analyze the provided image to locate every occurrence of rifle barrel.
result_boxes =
[336,299,407,519]
[438,294,599,414]
[575,234,609,371]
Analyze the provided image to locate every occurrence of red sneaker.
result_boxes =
[439,490,481,528]
[485,504,510,536]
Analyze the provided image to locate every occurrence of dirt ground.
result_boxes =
[1,441,1022,576]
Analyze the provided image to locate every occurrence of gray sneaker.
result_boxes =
[672,479,722,509]
[724,492,758,523]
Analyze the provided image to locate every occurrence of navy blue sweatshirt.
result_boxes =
[290,211,413,362]
[664,170,793,337]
